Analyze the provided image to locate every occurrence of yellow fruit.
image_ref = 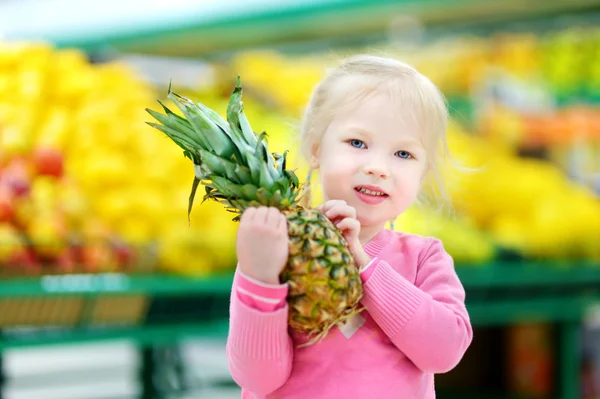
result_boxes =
[0,223,24,263]
[490,215,529,254]
[36,106,70,150]
[116,218,155,247]
[27,212,67,259]
[30,176,59,209]
[1,126,33,157]
[397,206,496,263]
[57,181,88,230]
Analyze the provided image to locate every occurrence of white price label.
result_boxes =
[40,273,129,293]
[585,303,600,329]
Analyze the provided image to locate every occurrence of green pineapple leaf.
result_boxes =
[156,100,196,134]
[240,184,258,199]
[188,177,201,225]
[285,170,300,189]
[170,94,232,157]
[145,122,200,163]
[245,154,263,185]
[269,190,282,207]
[226,76,258,147]
[259,163,275,189]
[255,187,270,204]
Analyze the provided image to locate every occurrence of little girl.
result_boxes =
[227,54,473,399]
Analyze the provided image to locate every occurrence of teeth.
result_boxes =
[358,188,386,196]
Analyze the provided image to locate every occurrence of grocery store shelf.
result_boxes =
[0,262,597,335]
[0,262,596,399]
[1,0,599,57]
[0,321,230,350]
[0,261,598,297]
[0,273,233,298]
[457,261,600,289]
[467,296,600,326]
[0,262,597,340]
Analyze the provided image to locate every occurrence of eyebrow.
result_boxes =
[346,126,372,138]
[346,125,425,150]
[395,138,424,150]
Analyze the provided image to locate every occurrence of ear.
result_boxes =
[309,142,320,169]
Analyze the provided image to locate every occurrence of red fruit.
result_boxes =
[33,147,64,178]
[1,158,31,198]
[9,248,39,269]
[56,247,76,274]
[0,187,15,223]
[9,179,30,197]
[113,242,136,270]
[82,244,117,273]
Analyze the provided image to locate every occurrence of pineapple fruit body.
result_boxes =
[284,208,363,339]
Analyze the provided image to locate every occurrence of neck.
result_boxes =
[359,223,386,246]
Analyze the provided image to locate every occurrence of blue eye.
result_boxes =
[395,150,413,159]
[349,139,365,149]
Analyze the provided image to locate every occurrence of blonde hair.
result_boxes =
[298,54,452,210]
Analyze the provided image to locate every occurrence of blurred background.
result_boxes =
[0,0,599,398]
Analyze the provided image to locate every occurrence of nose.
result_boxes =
[363,157,390,179]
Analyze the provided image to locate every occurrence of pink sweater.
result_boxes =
[226,228,473,399]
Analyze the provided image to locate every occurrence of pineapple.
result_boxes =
[146,78,363,345]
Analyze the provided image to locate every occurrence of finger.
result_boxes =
[254,207,269,223]
[278,213,288,232]
[240,208,255,224]
[325,204,356,220]
[319,200,346,213]
[266,207,280,225]
[335,217,360,232]
[325,205,352,219]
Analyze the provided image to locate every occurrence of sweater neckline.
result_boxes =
[363,228,392,258]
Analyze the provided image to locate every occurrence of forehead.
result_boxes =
[328,90,423,143]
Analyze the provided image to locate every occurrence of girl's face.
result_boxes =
[311,91,429,236]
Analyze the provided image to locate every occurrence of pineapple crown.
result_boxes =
[146,77,301,222]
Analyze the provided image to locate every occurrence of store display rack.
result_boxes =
[0,261,598,398]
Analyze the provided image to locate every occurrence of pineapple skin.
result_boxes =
[282,208,364,341]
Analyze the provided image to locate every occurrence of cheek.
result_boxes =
[391,166,424,207]
[318,156,356,198]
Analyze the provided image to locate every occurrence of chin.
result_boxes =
[357,215,387,228]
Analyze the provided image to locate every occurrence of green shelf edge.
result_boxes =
[0,321,230,350]
[0,294,597,349]
[455,261,600,289]
[0,263,598,350]
[0,261,599,297]
[5,0,599,56]
[467,295,600,326]
[0,273,232,297]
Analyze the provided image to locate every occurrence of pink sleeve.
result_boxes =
[226,268,294,395]
[359,239,473,373]
[359,257,379,281]
[236,270,288,312]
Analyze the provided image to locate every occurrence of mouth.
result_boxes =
[354,185,389,197]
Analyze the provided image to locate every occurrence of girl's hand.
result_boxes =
[317,200,371,269]
[236,207,289,285]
